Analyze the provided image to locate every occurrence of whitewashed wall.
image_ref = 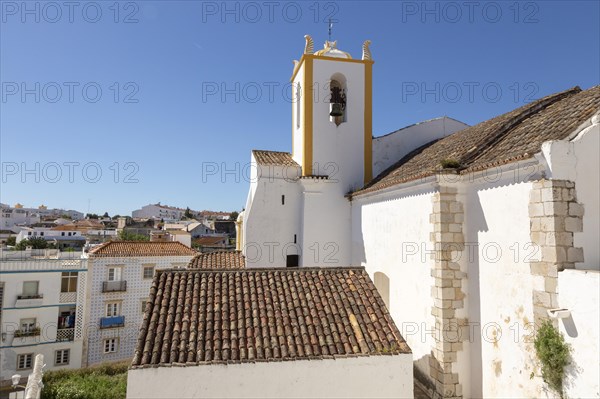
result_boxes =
[572,120,600,269]
[465,178,541,398]
[243,156,302,268]
[127,355,413,399]
[373,117,469,177]
[352,184,436,378]
[558,269,600,398]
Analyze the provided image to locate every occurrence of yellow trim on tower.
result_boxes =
[303,57,314,176]
[364,61,373,184]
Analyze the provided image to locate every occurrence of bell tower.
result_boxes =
[291,35,373,191]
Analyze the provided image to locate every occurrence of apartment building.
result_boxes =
[82,241,196,366]
[0,250,87,385]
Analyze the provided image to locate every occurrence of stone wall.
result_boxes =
[528,179,584,325]
[429,185,467,399]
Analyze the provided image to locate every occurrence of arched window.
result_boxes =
[374,272,391,310]
[329,73,347,126]
[295,83,302,129]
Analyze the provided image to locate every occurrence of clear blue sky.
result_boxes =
[1,1,598,216]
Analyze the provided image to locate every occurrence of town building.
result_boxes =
[131,203,188,222]
[0,250,87,386]
[15,227,86,249]
[237,36,600,398]
[127,267,413,398]
[82,241,197,366]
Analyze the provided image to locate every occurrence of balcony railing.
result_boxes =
[59,292,77,303]
[14,328,41,338]
[100,316,125,329]
[56,328,75,342]
[102,280,127,292]
[17,294,43,300]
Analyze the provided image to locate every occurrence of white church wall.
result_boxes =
[557,269,600,399]
[243,161,302,268]
[292,64,305,166]
[372,117,470,178]
[300,179,351,267]
[126,354,413,399]
[352,185,436,378]
[465,179,542,398]
[311,59,366,193]
[572,119,599,270]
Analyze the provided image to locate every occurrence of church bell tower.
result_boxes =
[291,35,374,191]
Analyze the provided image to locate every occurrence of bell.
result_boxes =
[330,103,344,117]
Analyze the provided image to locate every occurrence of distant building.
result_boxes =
[0,250,87,386]
[131,204,188,222]
[191,235,231,252]
[16,228,86,250]
[82,241,196,366]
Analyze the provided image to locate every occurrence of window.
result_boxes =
[55,349,70,365]
[106,302,120,317]
[17,353,33,370]
[281,195,285,205]
[22,281,39,297]
[142,265,155,280]
[40,232,44,236]
[104,338,118,353]
[61,272,78,293]
[108,267,122,281]
[295,83,302,128]
[20,318,36,333]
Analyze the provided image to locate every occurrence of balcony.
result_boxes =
[15,294,44,307]
[59,292,77,303]
[100,316,125,329]
[56,328,75,342]
[14,328,41,338]
[102,280,127,293]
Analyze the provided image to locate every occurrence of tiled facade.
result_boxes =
[84,254,194,366]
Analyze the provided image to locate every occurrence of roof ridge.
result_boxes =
[159,266,365,274]
[458,86,581,168]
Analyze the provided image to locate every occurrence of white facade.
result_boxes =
[127,354,413,399]
[0,208,39,230]
[132,204,186,221]
[0,255,87,384]
[83,254,195,366]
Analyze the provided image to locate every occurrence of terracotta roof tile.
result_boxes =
[88,241,197,257]
[354,85,600,196]
[253,150,299,166]
[188,251,245,269]
[131,267,409,368]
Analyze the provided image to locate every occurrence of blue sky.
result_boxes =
[1,0,598,216]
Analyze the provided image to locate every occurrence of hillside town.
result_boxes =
[1,5,599,399]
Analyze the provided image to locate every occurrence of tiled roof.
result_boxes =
[131,267,410,368]
[354,85,600,196]
[253,150,299,166]
[193,236,228,246]
[188,251,245,269]
[88,241,197,257]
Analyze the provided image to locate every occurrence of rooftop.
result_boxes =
[188,251,245,269]
[252,150,299,167]
[354,85,600,196]
[88,241,197,257]
[131,267,409,368]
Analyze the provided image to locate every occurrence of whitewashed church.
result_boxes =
[237,35,600,398]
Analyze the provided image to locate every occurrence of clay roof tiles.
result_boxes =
[88,241,197,257]
[188,251,245,269]
[354,85,600,196]
[252,150,299,166]
[131,267,410,368]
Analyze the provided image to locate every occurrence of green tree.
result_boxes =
[229,211,239,221]
[103,212,110,218]
[117,230,149,241]
[6,236,16,246]
[184,207,193,219]
[60,214,72,220]
[86,213,99,219]
[16,237,48,250]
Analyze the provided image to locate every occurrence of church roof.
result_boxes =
[252,150,299,166]
[131,267,410,368]
[354,85,600,197]
[188,250,245,269]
